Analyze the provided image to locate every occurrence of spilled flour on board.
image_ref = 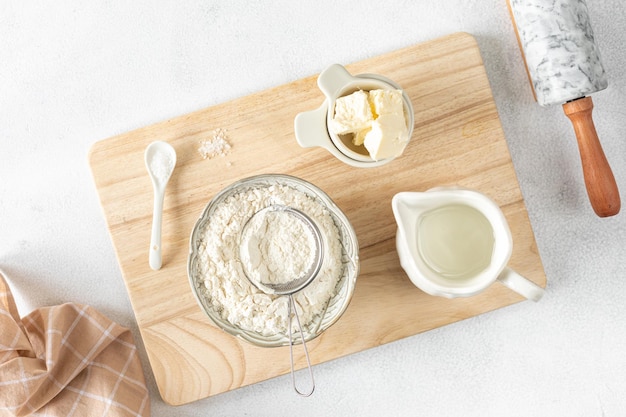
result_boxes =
[198,128,232,159]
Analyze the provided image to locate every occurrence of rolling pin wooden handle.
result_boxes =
[563,97,621,217]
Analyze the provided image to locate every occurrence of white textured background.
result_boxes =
[2,1,626,416]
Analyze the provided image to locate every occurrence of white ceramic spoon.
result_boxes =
[145,141,176,270]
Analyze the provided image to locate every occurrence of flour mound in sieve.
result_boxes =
[195,184,343,337]
[240,208,317,288]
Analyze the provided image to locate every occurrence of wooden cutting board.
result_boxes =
[89,32,546,405]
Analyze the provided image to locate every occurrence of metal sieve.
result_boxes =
[239,204,324,397]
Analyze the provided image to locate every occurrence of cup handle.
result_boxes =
[317,64,355,98]
[497,267,544,302]
[294,104,332,149]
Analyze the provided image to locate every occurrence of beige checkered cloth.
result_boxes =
[0,272,150,416]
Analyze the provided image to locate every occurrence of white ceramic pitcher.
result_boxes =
[392,187,544,302]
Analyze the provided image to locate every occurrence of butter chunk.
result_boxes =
[329,88,409,160]
[329,90,373,135]
[368,89,405,117]
[363,113,409,161]
[353,126,371,146]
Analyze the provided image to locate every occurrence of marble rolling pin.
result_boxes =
[507,0,620,217]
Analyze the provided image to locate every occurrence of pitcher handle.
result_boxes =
[497,267,544,302]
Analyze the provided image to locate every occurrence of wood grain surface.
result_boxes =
[89,32,546,405]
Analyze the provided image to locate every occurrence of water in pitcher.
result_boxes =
[416,204,495,281]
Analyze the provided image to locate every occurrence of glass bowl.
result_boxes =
[188,174,359,347]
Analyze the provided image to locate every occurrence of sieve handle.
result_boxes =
[287,295,315,397]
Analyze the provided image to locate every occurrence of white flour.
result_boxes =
[198,128,231,159]
[239,208,316,288]
[196,183,343,336]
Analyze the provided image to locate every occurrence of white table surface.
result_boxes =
[2,1,626,415]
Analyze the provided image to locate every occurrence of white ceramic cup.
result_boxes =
[392,187,544,302]
[294,64,414,168]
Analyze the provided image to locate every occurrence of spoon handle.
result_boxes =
[149,188,165,270]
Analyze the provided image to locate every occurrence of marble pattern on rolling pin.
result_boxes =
[509,0,607,106]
